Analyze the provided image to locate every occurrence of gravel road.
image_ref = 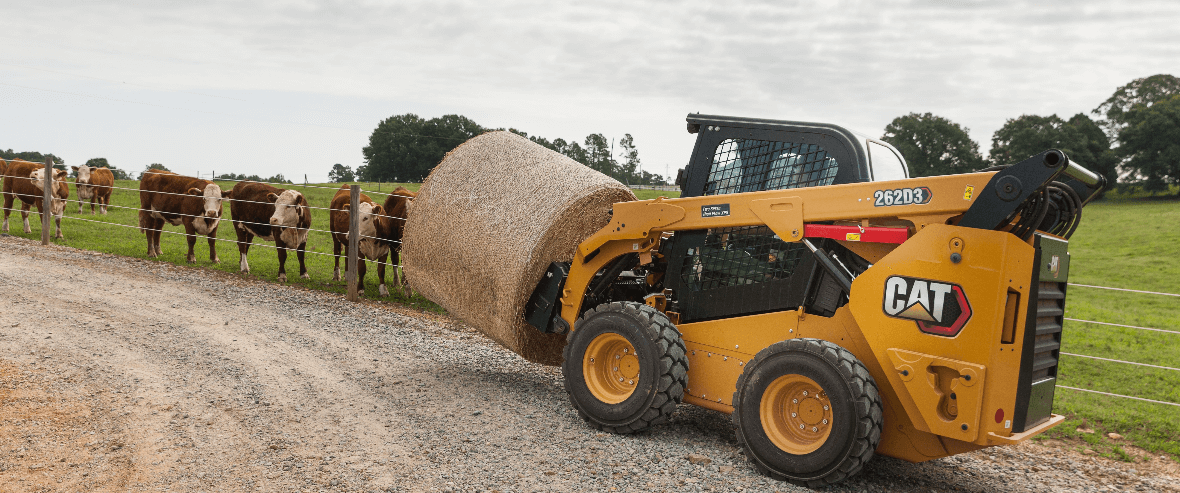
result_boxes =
[0,234,1176,493]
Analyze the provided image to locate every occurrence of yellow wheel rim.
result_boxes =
[760,374,833,455]
[583,332,639,404]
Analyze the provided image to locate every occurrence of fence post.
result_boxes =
[41,158,52,245]
[346,184,360,301]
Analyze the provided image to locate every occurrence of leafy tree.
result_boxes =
[217,172,264,182]
[328,163,354,183]
[1,149,66,174]
[141,163,171,180]
[1118,94,1180,193]
[881,113,985,177]
[617,134,640,178]
[361,114,485,182]
[988,114,1119,196]
[1093,74,1180,137]
[265,174,293,184]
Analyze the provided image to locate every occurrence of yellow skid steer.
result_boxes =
[523,114,1106,487]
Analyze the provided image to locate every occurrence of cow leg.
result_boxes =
[208,225,220,264]
[152,222,164,257]
[332,236,342,281]
[234,223,253,274]
[297,241,309,279]
[90,195,97,215]
[54,211,63,239]
[22,204,31,234]
[357,257,367,293]
[276,238,289,283]
[2,193,11,232]
[100,193,109,215]
[77,195,84,214]
[377,251,389,297]
[184,223,198,263]
[395,250,413,298]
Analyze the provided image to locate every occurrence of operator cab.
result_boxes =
[666,114,907,323]
[676,114,909,197]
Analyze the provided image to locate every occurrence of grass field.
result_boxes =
[1045,197,1180,461]
[2,177,1175,461]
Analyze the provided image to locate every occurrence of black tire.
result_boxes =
[562,301,688,434]
[732,338,882,488]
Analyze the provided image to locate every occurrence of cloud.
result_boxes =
[1,0,1178,178]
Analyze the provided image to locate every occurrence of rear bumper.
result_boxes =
[986,414,1065,445]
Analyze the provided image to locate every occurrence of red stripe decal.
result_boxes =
[803,224,909,244]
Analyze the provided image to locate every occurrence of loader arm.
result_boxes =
[560,171,985,327]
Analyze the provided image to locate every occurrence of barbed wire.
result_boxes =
[55,214,408,269]
[1065,318,1180,335]
[2,196,408,249]
[1060,352,1180,372]
[2,171,412,222]
[1057,385,1179,408]
[139,169,414,199]
[1068,283,1179,297]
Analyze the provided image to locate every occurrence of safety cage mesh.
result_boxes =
[679,226,809,291]
[705,138,839,195]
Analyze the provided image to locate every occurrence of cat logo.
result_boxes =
[882,276,973,337]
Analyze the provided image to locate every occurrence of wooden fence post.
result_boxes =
[41,158,52,245]
[346,184,360,301]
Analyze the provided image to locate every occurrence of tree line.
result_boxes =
[340,114,666,185]
[882,74,1180,194]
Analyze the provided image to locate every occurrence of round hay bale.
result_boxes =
[402,131,636,365]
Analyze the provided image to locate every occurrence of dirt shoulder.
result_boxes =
[0,234,1176,493]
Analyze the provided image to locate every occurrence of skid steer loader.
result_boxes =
[523,114,1106,487]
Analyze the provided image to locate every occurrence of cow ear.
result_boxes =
[71,166,78,171]
[266,193,279,203]
[187,187,203,195]
[222,190,233,199]
[372,205,384,217]
[342,203,350,211]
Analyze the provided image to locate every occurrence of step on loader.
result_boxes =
[524,114,1106,487]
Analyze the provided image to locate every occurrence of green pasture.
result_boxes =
[3,177,1174,460]
[1045,198,1180,461]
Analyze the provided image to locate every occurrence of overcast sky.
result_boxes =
[2,0,1178,182]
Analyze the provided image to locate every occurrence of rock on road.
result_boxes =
[0,235,1175,493]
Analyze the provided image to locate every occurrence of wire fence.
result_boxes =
[2,164,1177,410]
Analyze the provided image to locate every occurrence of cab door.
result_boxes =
[667,122,863,322]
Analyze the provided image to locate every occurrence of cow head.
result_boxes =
[268,190,306,227]
[345,202,389,260]
[268,190,309,247]
[30,169,69,216]
[72,165,94,199]
[187,183,230,234]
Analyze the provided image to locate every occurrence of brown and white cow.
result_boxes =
[229,181,311,282]
[72,165,114,214]
[328,185,388,294]
[373,186,417,298]
[1,160,69,238]
[138,170,230,263]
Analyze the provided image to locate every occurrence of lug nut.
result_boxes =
[799,424,805,429]
[823,405,829,411]
[822,419,828,424]
[793,399,798,404]
[791,413,797,418]
[812,427,818,432]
